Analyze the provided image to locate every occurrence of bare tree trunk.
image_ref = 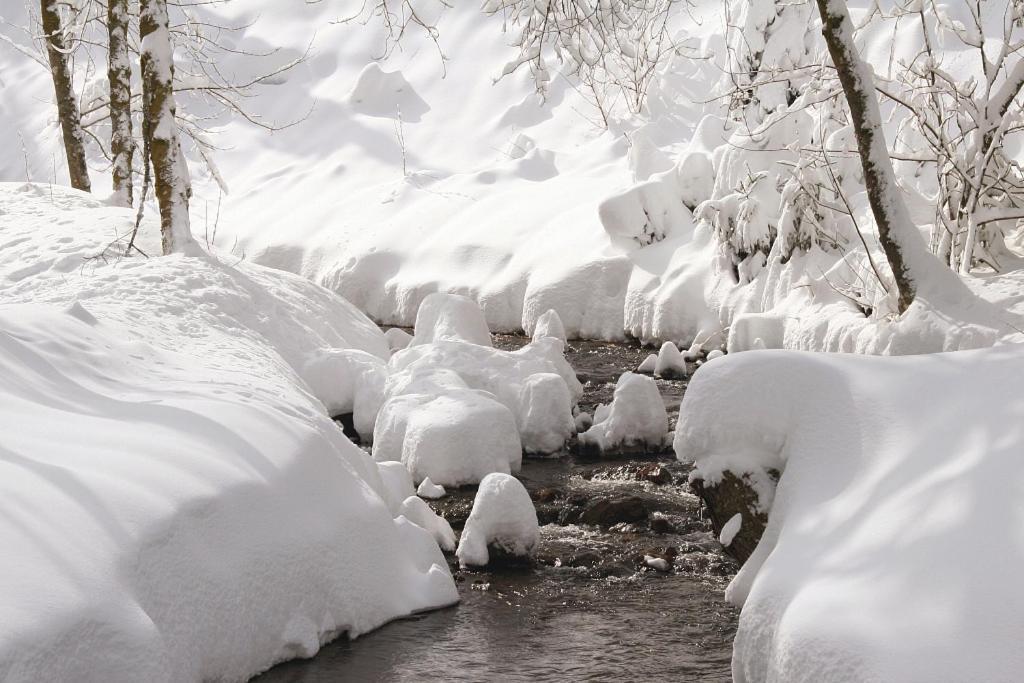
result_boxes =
[107,0,133,206]
[40,0,90,192]
[814,0,933,314]
[140,0,198,255]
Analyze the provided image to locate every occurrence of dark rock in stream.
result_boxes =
[690,469,778,564]
[575,495,648,526]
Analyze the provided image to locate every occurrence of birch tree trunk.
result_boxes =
[140,0,198,256]
[40,0,91,192]
[107,0,133,206]
[814,0,934,314]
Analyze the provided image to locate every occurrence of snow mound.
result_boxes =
[516,372,575,453]
[456,473,539,567]
[675,347,1024,682]
[417,477,446,499]
[654,341,687,378]
[531,308,567,343]
[719,513,742,547]
[0,184,456,681]
[384,327,413,353]
[376,461,417,516]
[579,372,669,455]
[347,62,429,122]
[388,336,581,454]
[598,165,692,250]
[302,348,386,438]
[637,353,658,374]
[410,293,493,347]
[399,496,456,552]
[373,389,522,487]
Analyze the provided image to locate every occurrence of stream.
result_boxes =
[259,336,738,681]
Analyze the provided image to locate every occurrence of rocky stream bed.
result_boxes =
[259,336,739,681]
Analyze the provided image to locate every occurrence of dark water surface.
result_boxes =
[259,336,737,682]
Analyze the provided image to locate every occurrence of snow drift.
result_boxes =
[675,346,1024,682]
[0,183,457,681]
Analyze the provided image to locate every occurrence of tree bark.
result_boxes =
[815,0,930,313]
[40,0,91,192]
[140,0,198,255]
[107,0,134,206]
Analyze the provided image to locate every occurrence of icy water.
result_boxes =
[258,336,738,682]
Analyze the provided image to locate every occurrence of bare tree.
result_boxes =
[107,0,134,206]
[814,0,936,313]
[140,0,198,255]
[40,0,91,192]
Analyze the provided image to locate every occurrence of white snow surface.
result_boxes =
[0,184,457,681]
[675,347,1024,682]
[5,0,1024,352]
[456,473,539,567]
[579,372,669,454]
[719,513,742,547]
[416,477,446,499]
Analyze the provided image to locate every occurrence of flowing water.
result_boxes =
[258,336,738,682]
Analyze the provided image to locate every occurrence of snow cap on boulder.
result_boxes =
[456,473,539,567]
[411,293,492,347]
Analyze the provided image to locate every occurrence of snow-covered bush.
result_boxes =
[456,472,539,567]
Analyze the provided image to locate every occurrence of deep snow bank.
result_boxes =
[675,347,1024,682]
[0,183,456,681]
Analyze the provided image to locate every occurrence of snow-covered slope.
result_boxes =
[3,0,1024,352]
[676,347,1024,681]
[0,183,456,681]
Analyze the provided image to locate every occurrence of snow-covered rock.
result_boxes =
[410,293,492,347]
[706,349,725,361]
[373,389,522,487]
[0,184,457,681]
[579,373,669,455]
[398,496,456,552]
[389,336,581,454]
[417,477,446,499]
[532,308,567,343]
[675,346,1024,682]
[637,353,658,374]
[516,372,575,453]
[456,473,539,567]
[654,341,687,378]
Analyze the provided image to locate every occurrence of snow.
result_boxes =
[0,184,456,680]
[532,308,567,343]
[718,513,742,547]
[654,341,688,378]
[398,496,457,553]
[675,346,1024,682]
[385,327,413,353]
[637,353,658,374]
[373,388,522,488]
[417,477,446,499]
[644,555,670,572]
[579,372,669,455]
[410,293,493,348]
[5,0,1024,353]
[456,473,539,567]
[376,461,417,516]
[516,372,576,453]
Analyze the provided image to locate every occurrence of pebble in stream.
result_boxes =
[258,335,738,682]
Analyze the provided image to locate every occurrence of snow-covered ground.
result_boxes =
[676,346,1024,681]
[0,184,457,681]
[5,0,1023,353]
